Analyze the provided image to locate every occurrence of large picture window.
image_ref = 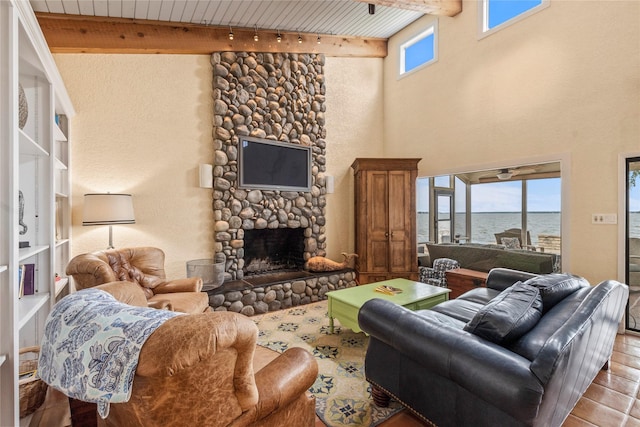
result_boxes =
[400,23,437,76]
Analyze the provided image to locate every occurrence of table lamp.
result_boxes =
[82,193,135,249]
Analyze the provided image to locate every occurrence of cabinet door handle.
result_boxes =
[385,232,389,237]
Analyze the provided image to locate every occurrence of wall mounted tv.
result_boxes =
[238,137,312,192]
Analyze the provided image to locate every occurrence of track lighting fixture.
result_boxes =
[253,25,259,42]
[298,34,303,43]
[276,30,282,43]
[228,26,234,40]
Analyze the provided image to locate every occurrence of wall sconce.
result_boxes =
[326,175,335,194]
[228,26,234,40]
[317,34,321,44]
[199,163,213,188]
[298,34,303,43]
[83,193,135,249]
[253,25,259,41]
[276,30,282,42]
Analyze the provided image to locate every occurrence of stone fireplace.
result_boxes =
[207,51,357,314]
[211,51,328,281]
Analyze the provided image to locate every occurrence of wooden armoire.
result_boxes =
[351,158,421,284]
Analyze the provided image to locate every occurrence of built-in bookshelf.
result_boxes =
[0,2,75,424]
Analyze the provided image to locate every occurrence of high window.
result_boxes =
[400,23,437,76]
[480,0,549,36]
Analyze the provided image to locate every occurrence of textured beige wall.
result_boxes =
[55,54,384,276]
[383,0,640,283]
[324,56,385,260]
[55,54,215,278]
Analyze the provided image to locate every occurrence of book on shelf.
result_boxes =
[23,263,35,296]
[18,264,25,298]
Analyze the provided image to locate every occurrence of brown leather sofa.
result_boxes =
[66,247,210,313]
[82,281,319,427]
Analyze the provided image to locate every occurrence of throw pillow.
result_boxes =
[501,237,521,250]
[523,273,588,312]
[463,283,543,344]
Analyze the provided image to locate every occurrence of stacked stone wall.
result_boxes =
[211,52,327,280]
[207,271,357,315]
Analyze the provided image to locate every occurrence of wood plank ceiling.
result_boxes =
[31,0,462,57]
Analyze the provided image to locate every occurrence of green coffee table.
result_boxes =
[327,278,450,333]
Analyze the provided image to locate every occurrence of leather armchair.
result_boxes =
[73,281,319,427]
[66,247,210,314]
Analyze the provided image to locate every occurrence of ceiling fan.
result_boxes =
[494,166,538,180]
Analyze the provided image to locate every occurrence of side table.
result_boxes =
[445,268,488,299]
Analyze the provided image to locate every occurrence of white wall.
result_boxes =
[383,0,640,283]
[55,54,385,276]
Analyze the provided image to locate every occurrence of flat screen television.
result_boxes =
[238,136,312,192]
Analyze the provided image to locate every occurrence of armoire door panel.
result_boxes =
[365,171,389,272]
[388,171,413,272]
[370,241,390,271]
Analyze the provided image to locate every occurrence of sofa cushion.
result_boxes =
[431,299,486,323]
[463,283,543,344]
[523,273,587,312]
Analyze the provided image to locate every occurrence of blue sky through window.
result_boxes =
[488,0,543,29]
[404,33,434,73]
[417,177,561,213]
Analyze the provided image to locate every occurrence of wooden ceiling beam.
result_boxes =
[35,13,387,58]
[356,0,462,16]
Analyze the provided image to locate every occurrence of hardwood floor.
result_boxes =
[29,333,640,427]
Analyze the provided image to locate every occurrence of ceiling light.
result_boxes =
[254,25,259,42]
[228,26,234,40]
[317,34,321,44]
[276,30,282,43]
[298,34,303,43]
[496,169,513,180]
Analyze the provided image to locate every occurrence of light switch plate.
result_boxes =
[592,213,617,224]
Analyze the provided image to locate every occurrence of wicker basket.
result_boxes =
[19,346,47,418]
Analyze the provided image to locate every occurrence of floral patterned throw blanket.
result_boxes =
[38,289,182,418]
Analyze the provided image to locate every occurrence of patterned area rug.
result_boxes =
[253,300,403,427]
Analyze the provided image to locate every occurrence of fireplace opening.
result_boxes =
[243,228,305,276]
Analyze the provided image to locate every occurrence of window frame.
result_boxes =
[478,0,550,40]
[399,21,438,78]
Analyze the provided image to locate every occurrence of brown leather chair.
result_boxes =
[70,281,319,427]
[66,247,210,314]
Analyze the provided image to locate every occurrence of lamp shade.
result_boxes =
[82,193,135,225]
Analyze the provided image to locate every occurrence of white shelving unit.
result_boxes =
[0,2,75,425]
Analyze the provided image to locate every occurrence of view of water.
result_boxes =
[418,212,561,245]
[418,212,640,244]
[417,212,640,249]
[632,212,640,238]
